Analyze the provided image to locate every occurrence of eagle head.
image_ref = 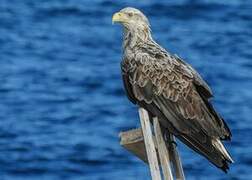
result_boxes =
[112,7,150,32]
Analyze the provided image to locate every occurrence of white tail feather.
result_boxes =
[212,139,234,163]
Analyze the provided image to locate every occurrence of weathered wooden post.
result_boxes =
[138,108,162,180]
[119,107,185,180]
[153,117,173,180]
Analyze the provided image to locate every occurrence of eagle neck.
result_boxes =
[123,27,152,52]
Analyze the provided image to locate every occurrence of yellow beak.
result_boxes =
[112,12,127,24]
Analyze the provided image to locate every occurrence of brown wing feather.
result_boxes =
[174,54,213,98]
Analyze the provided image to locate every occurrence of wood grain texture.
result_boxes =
[138,107,162,180]
[153,117,174,180]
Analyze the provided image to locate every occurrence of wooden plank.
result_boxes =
[119,128,148,163]
[119,128,158,164]
[167,134,185,180]
[153,117,174,180]
[138,108,162,180]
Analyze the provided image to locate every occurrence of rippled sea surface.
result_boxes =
[0,0,251,179]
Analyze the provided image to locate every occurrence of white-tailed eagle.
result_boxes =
[112,7,233,172]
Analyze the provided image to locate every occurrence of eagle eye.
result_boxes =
[128,12,133,17]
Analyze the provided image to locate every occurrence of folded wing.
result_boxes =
[121,51,233,171]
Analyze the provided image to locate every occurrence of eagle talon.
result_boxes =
[169,140,177,147]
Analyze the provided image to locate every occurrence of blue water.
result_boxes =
[0,0,251,179]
